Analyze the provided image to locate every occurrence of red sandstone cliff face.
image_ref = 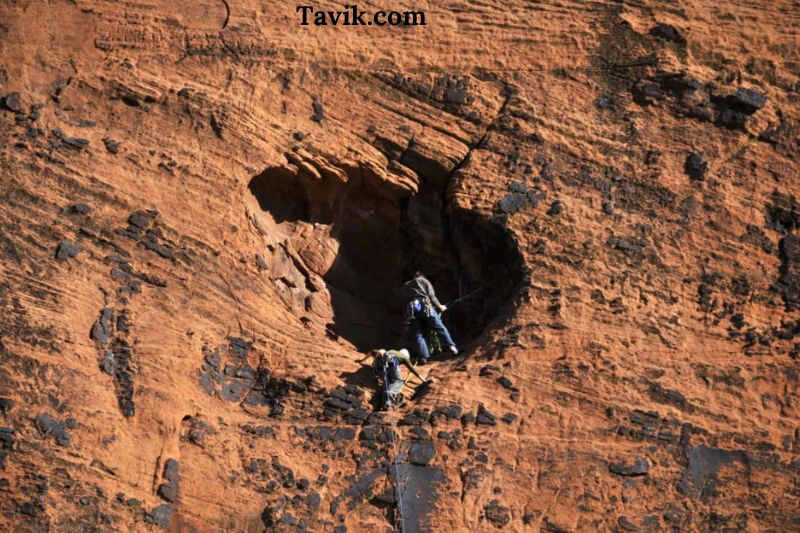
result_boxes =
[1,1,799,531]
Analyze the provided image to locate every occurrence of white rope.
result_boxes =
[384,373,407,533]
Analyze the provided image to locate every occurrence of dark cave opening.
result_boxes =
[247,161,524,354]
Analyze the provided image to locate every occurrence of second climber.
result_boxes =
[400,271,458,364]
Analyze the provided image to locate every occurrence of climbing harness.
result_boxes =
[376,352,401,387]
[404,298,425,325]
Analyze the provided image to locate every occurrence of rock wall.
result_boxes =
[0,0,798,531]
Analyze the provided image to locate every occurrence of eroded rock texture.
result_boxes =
[0,0,798,531]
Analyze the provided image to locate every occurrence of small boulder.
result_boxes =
[146,504,173,528]
[632,80,662,106]
[547,200,563,216]
[55,240,81,260]
[0,398,14,415]
[476,405,497,426]
[3,92,23,113]
[496,376,516,391]
[684,153,707,181]
[484,499,511,528]
[727,88,767,113]
[91,308,114,344]
[103,138,121,154]
[66,203,91,215]
[156,459,180,503]
[650,23,686,44]
[34,413,71,446]
[311,100,324,122]
[609,457,649,476]
[497,193,528,215]
[53,128,89,149]
[409,440,436,465]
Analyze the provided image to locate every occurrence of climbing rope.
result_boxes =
[384,379,407,533]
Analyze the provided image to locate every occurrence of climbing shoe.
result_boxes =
[449,345,459,355]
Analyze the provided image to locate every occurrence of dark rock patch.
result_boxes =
[311,100,324,122]
[723,88,767,114]
[430,404,462,423]
[684,153,707,181]
[697,283,716,312]
[607,235,647,255]
[547,200,563,216]
[484,499,511,528]
[617,516,640,531]
[53,128,89,149]
[496,192,528,215]
[628,71,765,132]
[117,210,175,260]
[329,467,384,513]
[409,440,436,465]
[648,382,693,413]
[360,425,394,444]
[713,88,767,129]
[333,427,356,441]
[64,203,91,215]
[0,427,15,470]
[408,426,429,440]
[34,413,70,446]
[776,234,800,311]
[2,92,22,113]
[0,397,14,415]
[185,418,213,446]
[55,240,81,260]
[650,23,686,44]
[766,192,800,233]
[103,339,136,417]
[242,424,275,438]
[496,376,517,391]
[677,445,748,500]
[103,137,120,154]
[145,504,173,528]
[399,408,429,427]
[609,457,649,476]
[156,459,180,503]
[501,413,517,424]
[393,464,445,533]
[91,308,114,344]
[632,79,662,106]
[476,405,497,426]
[221,379,248,402]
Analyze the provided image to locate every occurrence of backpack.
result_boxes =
[375,352,400,384]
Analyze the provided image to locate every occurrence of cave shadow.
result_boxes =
[247,162,525,356]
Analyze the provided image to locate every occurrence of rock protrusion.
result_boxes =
[157,459,180,503]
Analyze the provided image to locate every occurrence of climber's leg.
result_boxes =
[426,308,458,354]
[412,317,430,362]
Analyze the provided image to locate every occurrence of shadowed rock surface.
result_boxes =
[0,0,798,531]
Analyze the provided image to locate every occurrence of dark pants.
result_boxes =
[411,307,455,361]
